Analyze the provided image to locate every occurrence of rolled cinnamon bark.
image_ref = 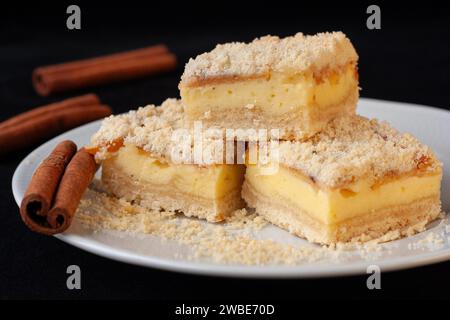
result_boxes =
[47,149,97,233]
[33,44,177,96]
[0,93,99,130]
[0,103,111,156]
[20,140,77,234]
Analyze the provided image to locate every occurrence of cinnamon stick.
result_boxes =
[47,149,97,233]
[20,140,77,234]
[33,44,177,96]
[0,93,99,130]
[0,98,112,156]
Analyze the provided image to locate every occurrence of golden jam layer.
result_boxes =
[180,65,357,118]
[104,145,245,200]
[245,164,442,224]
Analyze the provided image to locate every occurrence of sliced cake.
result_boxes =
[242,115,442,244]
[179,32,359,139]
[88,98,245,222]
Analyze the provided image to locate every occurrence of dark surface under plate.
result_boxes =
[1,1,449,300]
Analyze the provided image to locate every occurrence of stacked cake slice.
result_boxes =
[179,32,359,139]
[89,31,442,245]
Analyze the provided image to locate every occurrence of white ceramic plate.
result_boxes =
[11,98,450,278]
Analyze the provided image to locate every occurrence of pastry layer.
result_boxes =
[102,144,246,222]
[245,164,442,225]
[242,181,441,244]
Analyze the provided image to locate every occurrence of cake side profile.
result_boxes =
[88,98,246,222]
[242,115,442,244]
[180,32,359,139]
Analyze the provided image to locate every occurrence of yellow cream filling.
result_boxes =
[245,164,442,224]
[180,65,357,117]
[105,145,245,200]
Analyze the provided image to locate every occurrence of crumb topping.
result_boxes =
[90,99,182,140]
[90,98,228,164]
[279,115,441,188]
[90,101,440,187]
[180,32,358,86]
[90,98,185,161]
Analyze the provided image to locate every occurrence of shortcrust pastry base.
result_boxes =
[242,181,441,245]
[185,90,358,140]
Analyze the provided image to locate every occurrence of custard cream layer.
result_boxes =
[107,144,245,200]
[245,164,442,225]
[181,65,357,119]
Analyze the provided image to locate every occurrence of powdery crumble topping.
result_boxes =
[90,98,185,161]
[279,115,441,188]
[180,31,358,86]
[90,98,227,163]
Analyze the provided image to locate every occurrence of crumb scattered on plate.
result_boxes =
[75,181,449,266]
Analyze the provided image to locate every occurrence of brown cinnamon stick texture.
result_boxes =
[47,149,97,233]
[0,95,111,156]
[33,44,177,96]
[20,140,77,234]
[0,93,99,130]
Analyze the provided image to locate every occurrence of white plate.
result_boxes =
[11,98,450,278]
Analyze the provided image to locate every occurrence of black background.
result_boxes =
[1,1,450,300]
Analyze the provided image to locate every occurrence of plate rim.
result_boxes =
[11,98,450,278]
